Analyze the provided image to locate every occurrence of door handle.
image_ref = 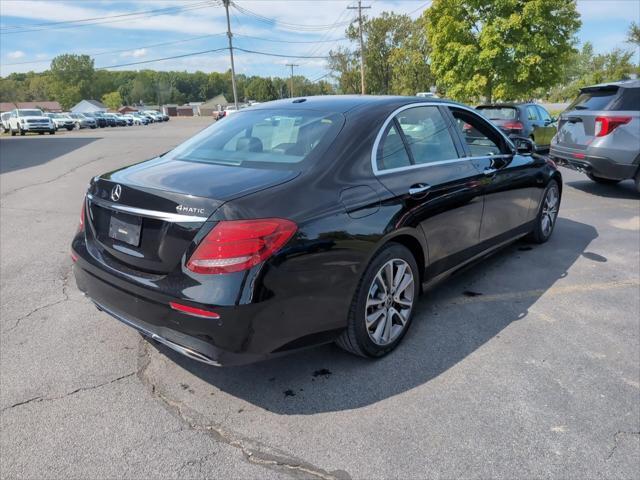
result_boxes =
[408,183,431,196]
[483,167,497,176]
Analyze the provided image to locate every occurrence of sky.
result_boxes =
[0,0,638,79]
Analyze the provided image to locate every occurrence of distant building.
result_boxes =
[199,95,228,117]
[0,101,62,112]
[118,106,139,114]
[71,100,107,114]
[176,105,194,117]
[162,104,178,116]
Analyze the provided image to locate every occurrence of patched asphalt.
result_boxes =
[1,119,638,479]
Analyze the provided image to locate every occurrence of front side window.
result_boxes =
[164,109,344,169]
[395,106,458,165]
[537,106,551,122]
[450,108,507,157]
[476,107,517,120]
[526,106,539,120]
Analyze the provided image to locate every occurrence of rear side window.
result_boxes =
[476,107,517,120]
[377,123,412,171]
[395,106,458,165]
[450,108,507,157]
[568,88,618,111]
[165,109,344,169]
[609,88,640,111]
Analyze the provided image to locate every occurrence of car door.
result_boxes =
[536,105,555,147]
[525,104,546,145]
[447,106,539,244]
[372,104,487,278]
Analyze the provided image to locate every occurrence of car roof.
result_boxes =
[248,95,460,114]
[476,103,532,108]
[581,79,640,90]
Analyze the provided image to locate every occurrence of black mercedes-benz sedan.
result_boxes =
[72,96,562,366]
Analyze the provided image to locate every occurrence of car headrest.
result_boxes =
[236,136,263,152]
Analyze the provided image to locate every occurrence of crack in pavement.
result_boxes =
[606,430,640,460]
[1,371,137,414]
[0,155,105,199]
[3,266,74,334]
[136,342,351,480]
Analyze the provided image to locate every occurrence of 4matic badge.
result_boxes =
[176,205,205,215]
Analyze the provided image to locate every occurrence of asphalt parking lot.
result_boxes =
[1,118,638,479]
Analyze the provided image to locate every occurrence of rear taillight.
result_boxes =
[503,121,524,131]
[78,196,85,232]
[594,116,631,137]
[187,218,297,274]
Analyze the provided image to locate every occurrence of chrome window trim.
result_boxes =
[371,101,515,176]
[87,194,208,223]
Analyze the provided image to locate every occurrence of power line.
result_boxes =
[235,47,329,59]
[3,33,227,66]
[235,34,347,44]
[223,0,239,110]
[0,1,211,30]
[0,2,216,35]
[231,2,352,32]
[97,48,229,70]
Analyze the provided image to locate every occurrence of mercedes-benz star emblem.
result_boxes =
[111,184,122,202]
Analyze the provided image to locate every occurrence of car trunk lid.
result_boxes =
[86,157,299,274]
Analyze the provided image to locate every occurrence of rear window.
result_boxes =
[476,107,517,120]
[567,88,618,111]
[165,109,344,169]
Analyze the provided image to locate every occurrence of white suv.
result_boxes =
[9,109,55,135]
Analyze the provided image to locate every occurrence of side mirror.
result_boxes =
[510,135,536,154]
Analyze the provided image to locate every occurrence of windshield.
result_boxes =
[477,107,517,120]
[164,108,344,169]
[18,109,43,116]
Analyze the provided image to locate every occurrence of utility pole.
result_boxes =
[286,63,299,98]
[223,0,239,109]
[347,1,370,95]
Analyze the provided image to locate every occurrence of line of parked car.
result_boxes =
[1,109,169,136]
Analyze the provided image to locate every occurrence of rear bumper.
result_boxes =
[550,145,638,180]
[74,262,275,366]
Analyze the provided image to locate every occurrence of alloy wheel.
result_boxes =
[365,258,415,346]
[541,184,559,237]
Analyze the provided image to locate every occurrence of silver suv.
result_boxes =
[550,80,640,192]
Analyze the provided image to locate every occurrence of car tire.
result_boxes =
[49,130,55,135]
[10,128,16,136]
[39,132,44,135]
[526,179,561,244]
[19,128,25,136]
[634,170,640,194]
[336,242,419,358]
[586,173,621,185]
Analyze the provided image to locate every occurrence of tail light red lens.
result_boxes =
[503,121,524,131]
[187,218,297,274]
[595,116,631,137]
[78,196,85,232]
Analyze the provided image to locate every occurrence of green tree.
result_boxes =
[328,46,361,94]
[49,54,95,109]
[425,0,581,102]
[389,15,433,95]
[245,77,278,101]
[627,21,640,48]
[101,91,122,110]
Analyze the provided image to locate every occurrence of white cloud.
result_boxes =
[7,50,26,59]
[121,48,147,58]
